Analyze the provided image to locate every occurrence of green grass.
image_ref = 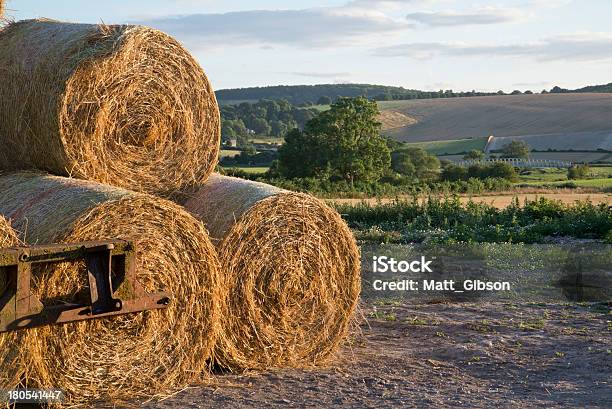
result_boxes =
[222,166,269,174]
[589,166,612,177]
[565,178,612,188]
[219,149,240,158]
[249,137,284,144]
[516,167,612,189]
[309,104,331,112]
[401,137,488,155]
[519,177,612,189]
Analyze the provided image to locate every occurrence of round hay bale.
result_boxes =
[0,215,23,391]
[0,19,220,196]
[0,172,222,405]
[180,174,361,370]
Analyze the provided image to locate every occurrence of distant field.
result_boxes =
[250,137,284,144]
[328,193,611,208]
[220,149,240,158]
[310,104,331,112]
[402,137,487,155]
[487,131,612,152]
[517,166,612,183]
[519,178,612,190]
[378,93,612,145]
[222,166,269,174]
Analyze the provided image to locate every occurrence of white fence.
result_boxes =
[456,158,573,168]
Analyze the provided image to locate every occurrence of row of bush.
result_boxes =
[334,196,612,244]
[221,167,514,197]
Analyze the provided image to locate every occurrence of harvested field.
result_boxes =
[0,172,222,406]
[180,174,361,370]
[378,110,417,131]
[143,301,611,408]
[327,192,611,209]
[0,19,220,196]
[487,131,612,152]
[379,94,612,143]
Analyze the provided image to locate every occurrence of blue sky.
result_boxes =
[5,0,612,91]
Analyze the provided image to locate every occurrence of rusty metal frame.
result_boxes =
[0,240,170,333]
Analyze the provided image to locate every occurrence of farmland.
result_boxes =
[398,137,488,155]
[378,93,612,143]
[328,192,611,209]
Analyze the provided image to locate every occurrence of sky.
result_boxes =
[4,0,612,92]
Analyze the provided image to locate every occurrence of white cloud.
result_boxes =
[372,33,612,61]
[133,7,411,49]
[406,9,525,27]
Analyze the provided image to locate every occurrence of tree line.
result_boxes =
[217,84,500,106]
[216,82,612,106]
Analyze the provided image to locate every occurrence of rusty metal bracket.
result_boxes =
[0,240,170,333]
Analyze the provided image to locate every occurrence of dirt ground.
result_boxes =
[144,301,611,409]
[328,192,611,209]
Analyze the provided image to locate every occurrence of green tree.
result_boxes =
[441,163,468,181]
[487,162,518,181]
[500,140,530,158]
[317,96,332,105]
[391,147,440,180]
[276,128,327,178]
[278,97,391,184]
[270,120,288,137]
[568,164,590,180]
[463,149,485,160]
[250,117,272,135]
[221,120,237,141]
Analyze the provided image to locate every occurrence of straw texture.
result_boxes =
[0,214,17,304]
[0,215,22,392]
[0,19,220,196]
[0,172,222,406]
[181,174,361,370]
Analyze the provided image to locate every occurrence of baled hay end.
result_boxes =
[181,174,361,370]
[0,215,22,391]
[0,214,17,302]
[0,20,220,196]
[0,172,223,406]
[0,214,16,247]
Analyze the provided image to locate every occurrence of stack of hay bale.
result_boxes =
[0,12,360,408]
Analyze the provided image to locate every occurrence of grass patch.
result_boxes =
[219,149,240,158]
[369,309,397,321]
[517,317,546,331]
[519,178,612,189]
[402,137,488,156]
[249,137,284,144]
[222,166,269,174]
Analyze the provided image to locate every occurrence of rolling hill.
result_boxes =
[379,93,612,151]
